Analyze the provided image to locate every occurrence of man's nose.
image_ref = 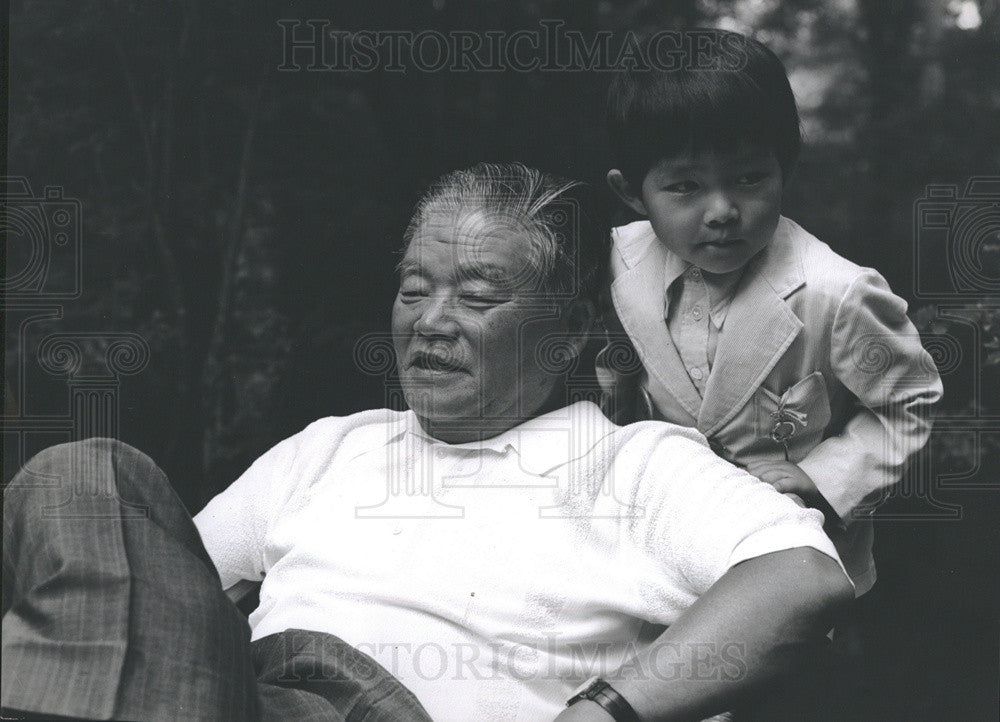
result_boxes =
[413,294,459,337]
[704,192,739,227]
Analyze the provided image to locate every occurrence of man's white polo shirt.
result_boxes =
[195,401,844,722]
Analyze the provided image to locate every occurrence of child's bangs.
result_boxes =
[653,70,779,162]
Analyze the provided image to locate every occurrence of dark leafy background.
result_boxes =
[5,1,999,718]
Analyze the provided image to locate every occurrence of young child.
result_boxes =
[598,29,942,595]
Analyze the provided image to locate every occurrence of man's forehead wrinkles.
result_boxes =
[409,230,497,255]
[400,256,511,284]
[417,210,522,244]
[406,234,513,265]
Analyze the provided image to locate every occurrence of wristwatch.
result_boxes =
[566,677,641,722]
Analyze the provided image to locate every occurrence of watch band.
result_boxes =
[566,678,641,722]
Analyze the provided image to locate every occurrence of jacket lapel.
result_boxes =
[697,218,806,437]
[611,230,703,421]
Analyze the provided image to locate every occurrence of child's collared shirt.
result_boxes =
[598,216,943,595]
[660,256,744,400]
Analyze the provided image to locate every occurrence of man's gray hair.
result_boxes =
[402,162,607,303]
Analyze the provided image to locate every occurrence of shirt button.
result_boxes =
[689,268,701,278]
[691,306,703,320]
[690,367,704,380]
[435,449,446,459]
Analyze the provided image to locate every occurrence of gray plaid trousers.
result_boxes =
[2,438,432,721]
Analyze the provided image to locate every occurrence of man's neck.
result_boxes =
[414,393,567,444]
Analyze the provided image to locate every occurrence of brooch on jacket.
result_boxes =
[770,402,808,460]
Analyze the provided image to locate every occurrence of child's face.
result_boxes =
[632,147,782,274]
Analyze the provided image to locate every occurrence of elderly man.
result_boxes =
[3,164,852,721]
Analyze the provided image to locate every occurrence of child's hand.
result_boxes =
[745,460,820,503]
[783,492,807,508]
[746,460,845,528]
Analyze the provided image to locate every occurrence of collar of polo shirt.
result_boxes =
[385,400,614,477]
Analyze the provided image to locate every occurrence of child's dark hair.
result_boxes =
[607,29,801,188]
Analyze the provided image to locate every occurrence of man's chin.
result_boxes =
[402,393,479,423]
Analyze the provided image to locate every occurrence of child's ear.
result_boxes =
[606,169,647,216]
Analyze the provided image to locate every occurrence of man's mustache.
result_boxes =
[406,347,469,373]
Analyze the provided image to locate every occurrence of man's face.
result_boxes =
[391,210,568,438]
[636,147,783,274]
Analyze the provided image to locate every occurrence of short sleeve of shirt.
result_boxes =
[194,430,305,590]
[622,424,848,597]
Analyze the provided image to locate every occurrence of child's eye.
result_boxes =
[736,172,768,186]
[663,180,699,194]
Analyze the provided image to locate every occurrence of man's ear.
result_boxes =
[606,169,647,216]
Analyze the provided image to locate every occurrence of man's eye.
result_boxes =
[736,172,768,186]
[663,181,699,194]
[460,294,505,307]
[398,288,426,301]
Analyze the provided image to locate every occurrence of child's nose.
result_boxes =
[704,193,740,227]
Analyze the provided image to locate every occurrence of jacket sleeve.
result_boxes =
[797,270,943,522]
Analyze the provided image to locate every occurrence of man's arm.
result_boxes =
[195,429,306,590]
[557,547,853,721]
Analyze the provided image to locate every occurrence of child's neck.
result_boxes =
[695,265,747,284]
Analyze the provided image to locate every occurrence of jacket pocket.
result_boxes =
[753,371,832,449]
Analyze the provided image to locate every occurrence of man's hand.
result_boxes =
[745,460,820,502]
